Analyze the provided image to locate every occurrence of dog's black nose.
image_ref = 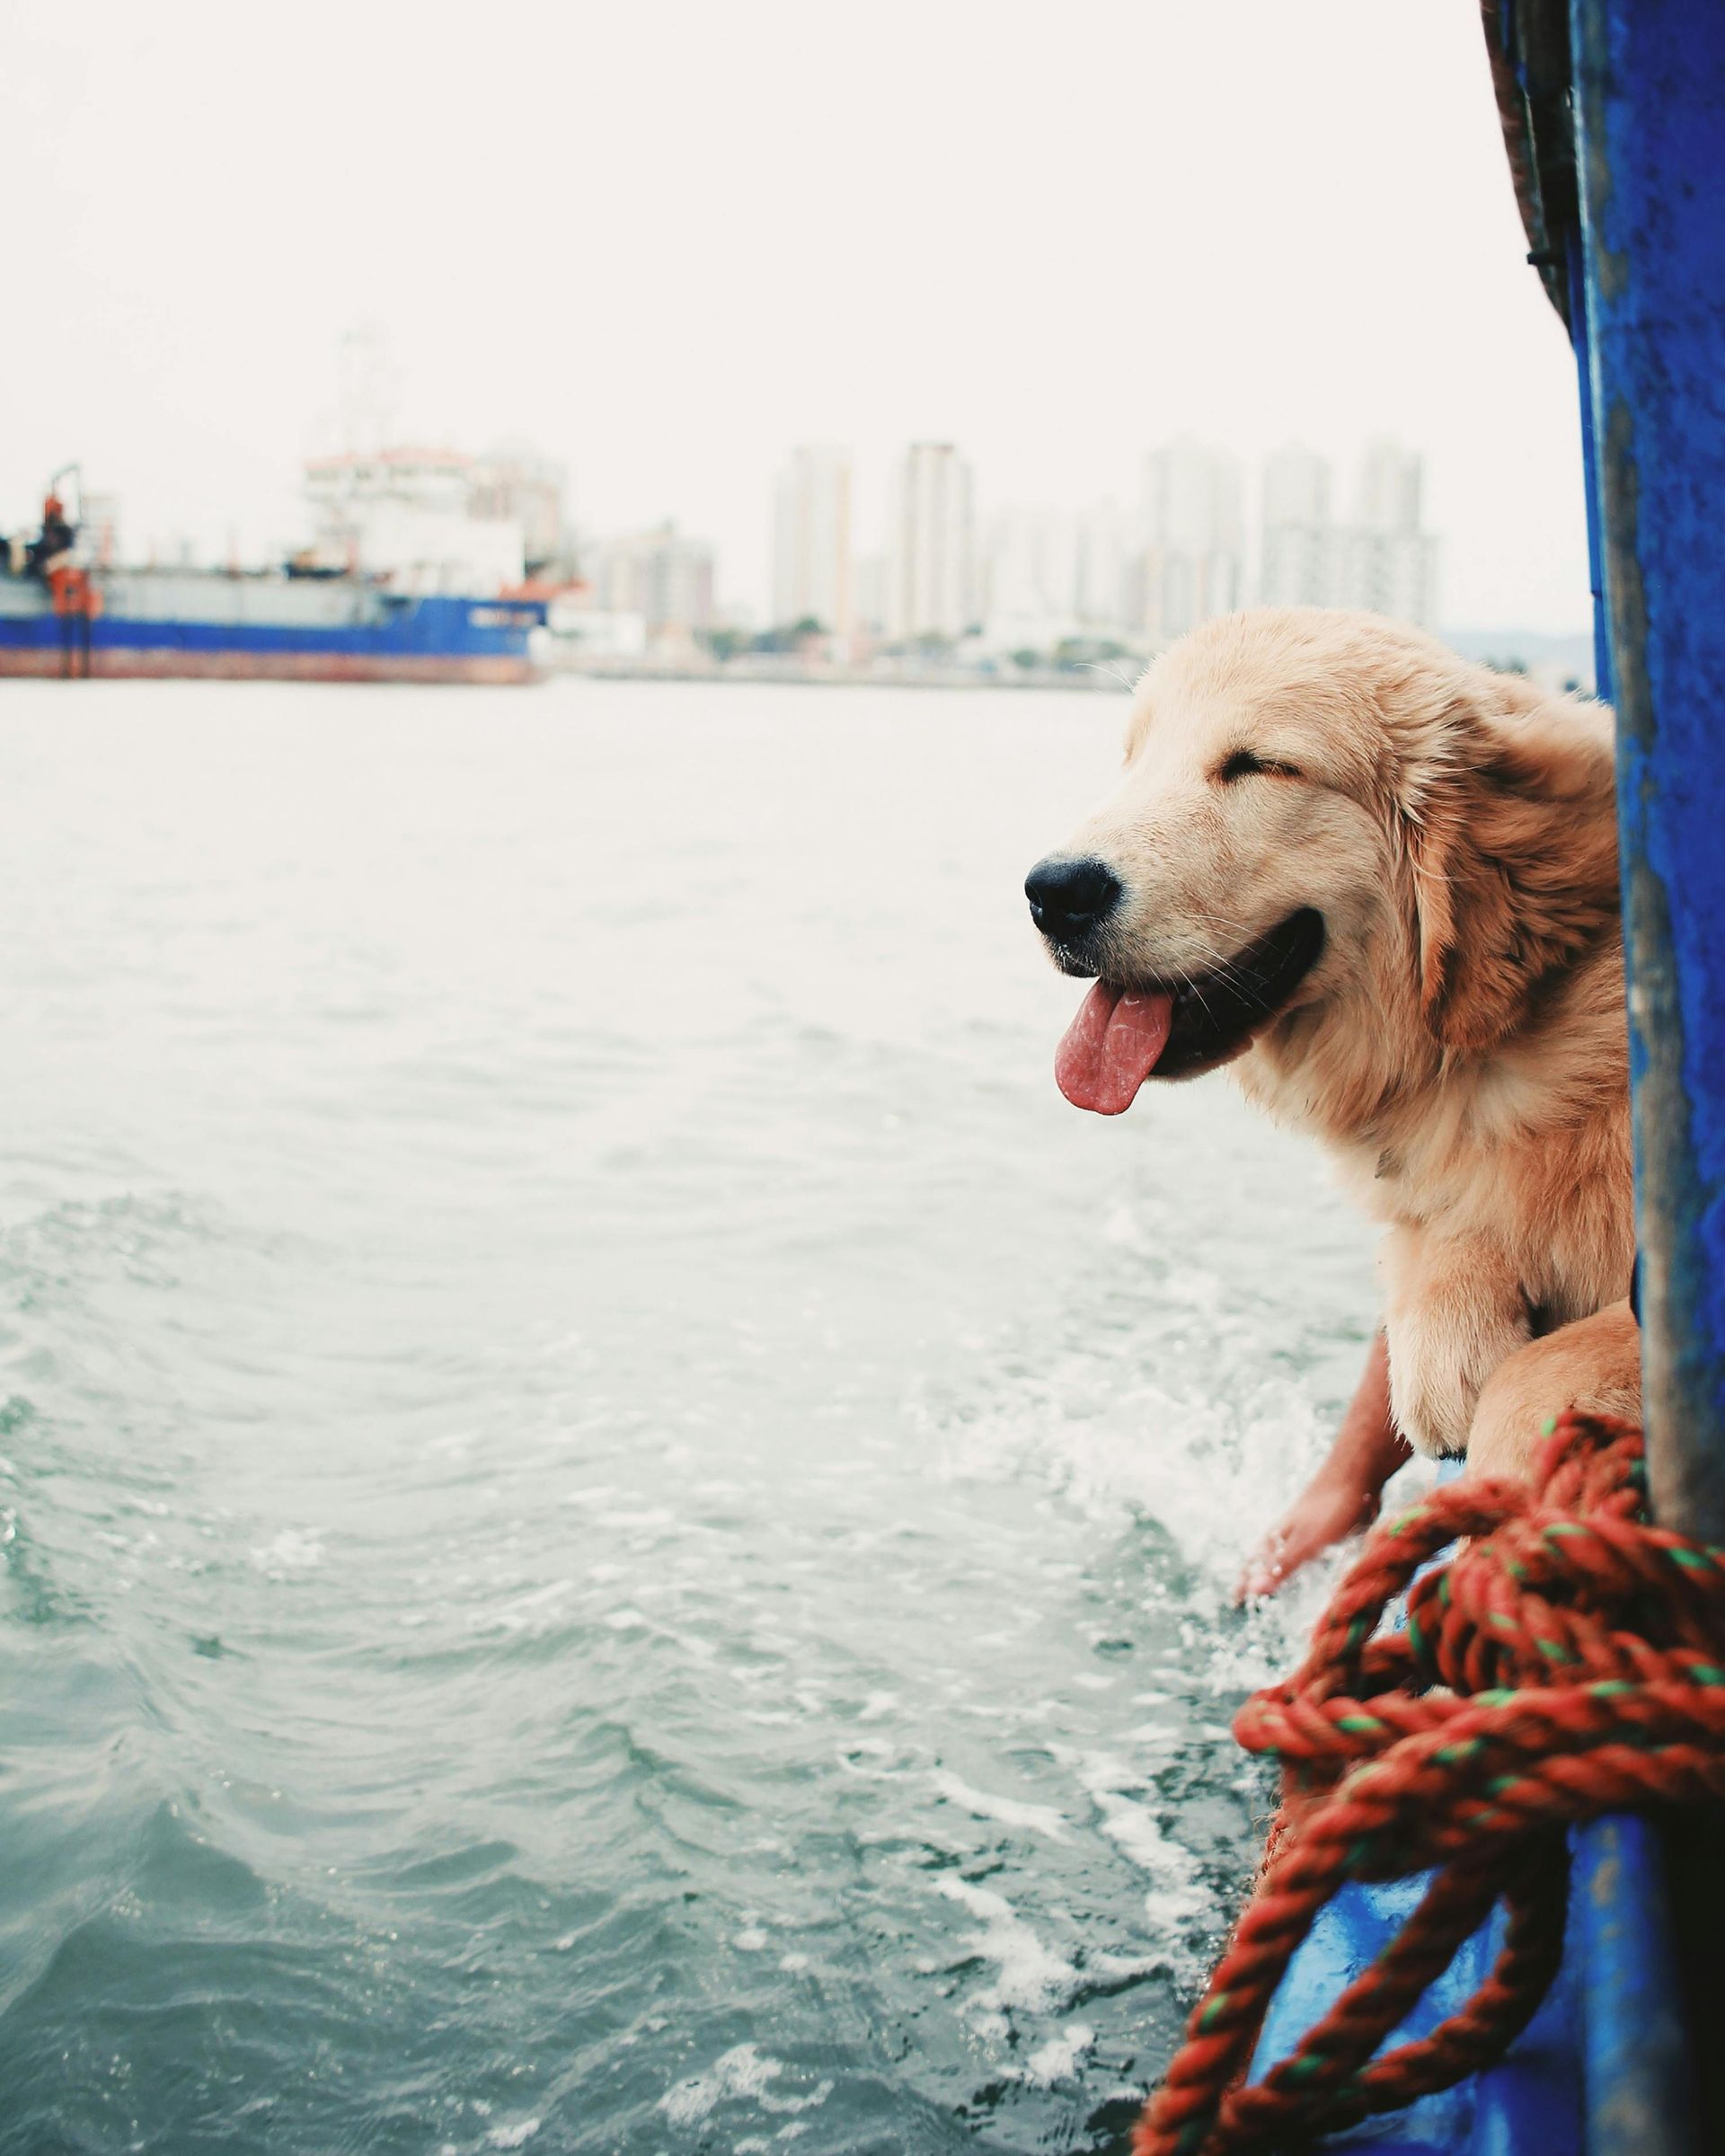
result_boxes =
[1024,856,1123,941]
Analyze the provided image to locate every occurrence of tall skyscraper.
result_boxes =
[596,523,715,637]
[853,553,889,637]
[1134,440,1244,644]
[980,506,1074,637]
[1259,444,1336,609]
[1261,444,1331,532]
[1336,438,1440,628]
[1256,438,1440,630]
[1353,437,1426,535]
[772,446,854,637]
[888,443,975,642]
[1072,500,1129,631]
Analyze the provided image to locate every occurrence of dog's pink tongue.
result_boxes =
[1055,983,1175,1114]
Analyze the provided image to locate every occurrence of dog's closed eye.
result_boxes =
[1217,748,1302,782]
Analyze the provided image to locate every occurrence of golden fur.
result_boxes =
[1051,607,1636,1461]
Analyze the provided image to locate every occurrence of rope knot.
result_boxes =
[1136,1409,1725,2156]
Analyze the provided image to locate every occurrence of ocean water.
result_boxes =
[0,678,1387,2154]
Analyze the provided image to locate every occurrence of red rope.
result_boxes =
[1136,1410,1725,2156]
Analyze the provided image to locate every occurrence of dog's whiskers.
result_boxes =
[1173,933,1254,995]
[1172,961,1223,1030]
[1183,908,1258,941]
[1074,659,1142,694]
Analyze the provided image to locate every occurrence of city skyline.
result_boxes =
[765,432,1441,649]
[543,429,1452,661]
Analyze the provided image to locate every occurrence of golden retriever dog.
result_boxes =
[1025,607,1638,1488]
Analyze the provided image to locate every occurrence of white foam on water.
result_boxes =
[1099,1204,1145,1249]
[921,1333,1324,1589]
[934,1877,1078,2020]
[1066,1751,1209,1975]
[659,2046,832,2129]
[1123,1723,1181,1747]
[485,2123,540,2150]
[929,1770,1069,1842]
[834,1738,912,1782]
[593,1506,677,1534]
[560,1484,618,1508]
[928,1343,1378,1706]
[664,1626,720,1661]
[1022,2021,1096,2086]
[660,2045,783,2126]
[469,1578,575,1636]
[763,2084,832,2117]
[248,1527,324,1575]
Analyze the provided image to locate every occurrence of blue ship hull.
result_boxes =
[0,572,544,684]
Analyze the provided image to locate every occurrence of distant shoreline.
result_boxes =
[543,658,1131,694]
[543,626,1595,697]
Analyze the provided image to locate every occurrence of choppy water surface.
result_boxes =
[0,680,1388,2153]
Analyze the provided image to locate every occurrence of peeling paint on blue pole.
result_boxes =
[1571,0,1725,1539]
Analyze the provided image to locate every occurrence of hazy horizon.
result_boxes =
[5,3,1592,632]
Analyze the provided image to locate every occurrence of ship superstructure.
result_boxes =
[0,455,545,684]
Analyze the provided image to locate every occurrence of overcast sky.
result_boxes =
[4,2,1590,631]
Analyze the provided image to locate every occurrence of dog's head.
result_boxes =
[1026,609,1616,1116]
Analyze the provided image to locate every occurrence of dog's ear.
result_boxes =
[1406,707,1618,1054]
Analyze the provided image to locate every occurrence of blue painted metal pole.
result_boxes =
[1572,1816,1698,2155]
[1571,0,1725,1540]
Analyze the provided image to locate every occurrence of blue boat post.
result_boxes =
[1572,0,1725,1546]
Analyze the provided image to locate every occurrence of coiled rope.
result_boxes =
[1136,1410,1725,2156]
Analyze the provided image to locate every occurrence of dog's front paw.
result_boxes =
[1388,1330,1480,1457]
[1383,1231,1529,1457]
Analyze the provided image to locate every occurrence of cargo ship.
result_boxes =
[0,451,547,685]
